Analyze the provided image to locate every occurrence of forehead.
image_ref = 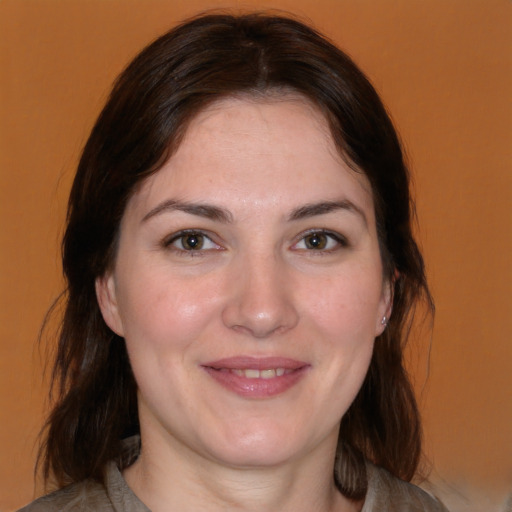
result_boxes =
[178,94,340,166]
[128,95,374,217]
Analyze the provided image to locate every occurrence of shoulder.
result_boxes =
[17,458,149,512]
[17,479,111,512]
[19,438,148,512]
[363,463,449,512]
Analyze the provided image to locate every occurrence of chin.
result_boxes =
[201,419,317,469]
[211,441,297,469]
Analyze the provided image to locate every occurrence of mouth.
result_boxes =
[223,367,289,379]
[201,357,310,398]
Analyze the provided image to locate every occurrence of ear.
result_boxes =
[95,272,125,337]
[375,270,397,337]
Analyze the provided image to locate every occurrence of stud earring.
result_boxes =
[381,316,387,326]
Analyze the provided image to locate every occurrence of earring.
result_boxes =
[381,316,387,326]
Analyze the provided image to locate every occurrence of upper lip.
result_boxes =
[202,356,309,371]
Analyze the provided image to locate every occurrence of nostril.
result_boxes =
[222,305,299,339]
[221,261,299,338]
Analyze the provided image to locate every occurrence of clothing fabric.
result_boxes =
[19,437,448,512]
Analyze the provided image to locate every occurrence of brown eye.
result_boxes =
[304,232,328,250]
[180,233,204,250]
[292,230,346,252]
[166,231,221,253]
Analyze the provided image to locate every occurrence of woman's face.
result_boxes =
[97,96,391,469]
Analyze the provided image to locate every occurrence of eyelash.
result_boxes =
[163,230,222,256]
[162,228,348,257]
[292,229,348,253]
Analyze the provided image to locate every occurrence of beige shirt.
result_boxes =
[19,438,448,511]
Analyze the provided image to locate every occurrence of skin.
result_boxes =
[96,96,392,512]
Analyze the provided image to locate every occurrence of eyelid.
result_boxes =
[291,229,348,251]
[163,229,223,253]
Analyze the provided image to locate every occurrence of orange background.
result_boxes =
[1,1,510,510]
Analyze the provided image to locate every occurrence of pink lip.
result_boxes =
[202,356,310,398]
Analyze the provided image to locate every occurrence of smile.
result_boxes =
[202,357,310,398]
[223,368,288,379]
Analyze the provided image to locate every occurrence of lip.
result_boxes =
[202,356,310,398]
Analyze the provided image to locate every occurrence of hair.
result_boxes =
[40,12,433,500]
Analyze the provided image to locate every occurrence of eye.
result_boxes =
[166,231,221,252]
[292,230,346,251]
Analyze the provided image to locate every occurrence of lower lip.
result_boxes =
[202,366,309,398]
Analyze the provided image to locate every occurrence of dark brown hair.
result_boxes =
[41,12,432,499]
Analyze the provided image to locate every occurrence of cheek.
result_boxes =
[118,275,222,413]
[116,268,222,356]
[311,277,378,408]
[300,271,383,337]
[299,269,382,395]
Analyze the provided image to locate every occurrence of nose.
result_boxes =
[221,252,299,339]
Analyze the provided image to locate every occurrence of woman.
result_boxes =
[21,12,447,512]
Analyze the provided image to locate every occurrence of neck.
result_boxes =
[123,429,361,512]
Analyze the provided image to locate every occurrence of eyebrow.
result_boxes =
[142,198,367,226]
[288,200,368,226]
[141,199,233,224]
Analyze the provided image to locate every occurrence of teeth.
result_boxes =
[260,369,276,379]
[231,368,287,379]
